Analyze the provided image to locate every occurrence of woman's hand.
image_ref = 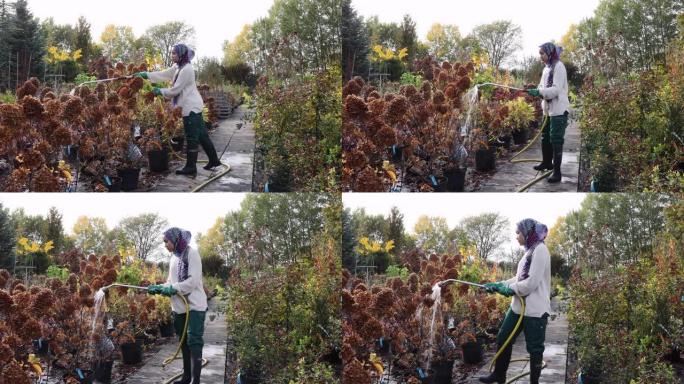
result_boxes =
[526,89,541,98]
[484,282,515,297]
[152,87,163,96]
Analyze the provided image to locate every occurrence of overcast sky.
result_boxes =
[26,0,275,60]
[353,0,600,65]
[0,193,246,260]
[343,193,587,258]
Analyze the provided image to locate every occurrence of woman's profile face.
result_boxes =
[539,49,549,64]
[171,50,179,64]
[164,238,174,252]
[516,230,525,246]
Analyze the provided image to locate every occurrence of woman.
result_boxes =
[148,227,207,384]
[480,219,551,384]
[135,44,221,176]
[526,42,570,183]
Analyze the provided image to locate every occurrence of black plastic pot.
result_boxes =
[461,341,483,364]
[377,337,391,356]
[148,148,169,172]
[389,145,404,163]
[512,128,528,145]
[159,321,174,338]
[579,371,602,384]
[428,175,446,192]
[237,371,260,384]
[432,360,454,383]
[65,145,80,163]
[445,168,465,192]
[92,360,113,383]
[62,369,93,384]
[664,347,682,363]
[118,168,140,192]
[33,338,49,354]
[120,339,143,365]
[105,176,122,192]
[417,368,434,384]
[475,148,496,172]
[170,136,184,152]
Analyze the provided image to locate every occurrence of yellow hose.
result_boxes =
[488,295,547,384]
[191,163,232,193]
[160,293,210,384]
[509,116,547,164]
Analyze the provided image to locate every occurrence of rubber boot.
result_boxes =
[190,349,202,384]
[529,354,543,384]
[547,143,563,183]
[176,151,198,176]
[173,345,191,384]
[533,141,553,171]
[199,136,221,170]
[479,344,511,383]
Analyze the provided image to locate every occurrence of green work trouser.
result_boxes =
[183,111,209,152]
[496,308,548,362]
[540,112,568,146]
[174,310,206,355]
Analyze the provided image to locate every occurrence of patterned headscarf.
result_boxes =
[171,44,195,106]
[516,219,548,281]
[172,44,195,68]
[539,42,563,88]
[164,227,192,282]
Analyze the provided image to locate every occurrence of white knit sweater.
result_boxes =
[505,243,552,318]
[538,61,570,117]
[165,247,208,313]
[147,64,204,117]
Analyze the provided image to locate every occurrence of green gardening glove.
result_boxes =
[147,284,162,295]
[484,282,504,293]
[133,72,148,79]
[497,285,515,297]
[160,285,178,297]
[152,87,163,96]
[526,88,541,98]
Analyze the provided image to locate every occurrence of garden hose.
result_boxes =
[487,295,547,384]
[510,116,546,164]
[510,115,554,193]
[160,293,210,384]
[166,151,232,192]
[162,293,189,367]
[99,284,210,380]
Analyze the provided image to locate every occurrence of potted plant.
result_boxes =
[153,296,174,338]
[503,97,535,145]
[471,128,495,172]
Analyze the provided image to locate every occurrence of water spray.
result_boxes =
[435,279,546,383]
[92,283,209,382]
[69,76,133,96]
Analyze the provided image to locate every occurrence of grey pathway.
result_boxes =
[151,106,254,192]
[121,301,227,384]
[463,298,568,384]
[475,118,580,192]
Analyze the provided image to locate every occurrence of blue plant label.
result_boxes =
[67,145,71,155]
[379,337,384,348]
[237,373,243,384]
[104,176,112,186]
[38,339,42,348]
[590,180,597,192]
[430,175,438,186]
[417,367,426,378]
[76,368,84,379]
[264,183,270,192]
[392,145,397,155]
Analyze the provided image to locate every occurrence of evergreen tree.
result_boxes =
[0,203,16,271]
[7,0,44,83]
[341,0,369,81]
